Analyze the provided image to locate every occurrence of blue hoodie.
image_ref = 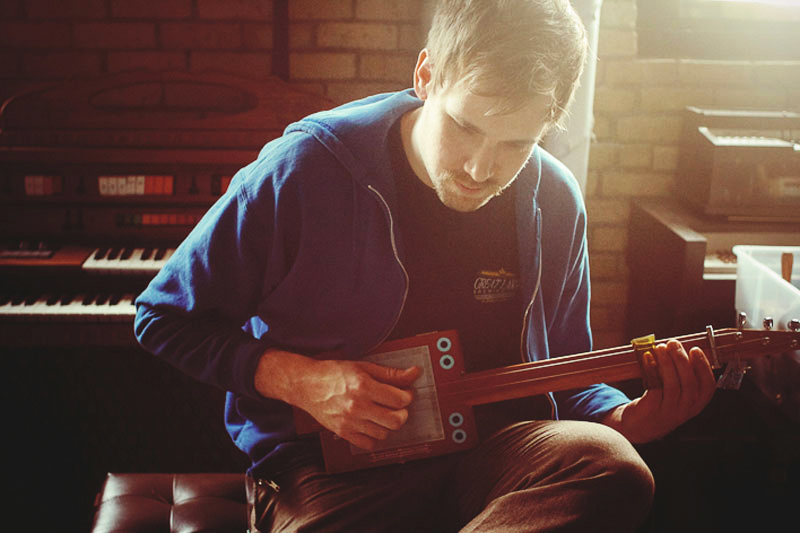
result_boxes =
[134,90,629,478]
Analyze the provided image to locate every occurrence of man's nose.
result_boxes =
[464,140,495,182]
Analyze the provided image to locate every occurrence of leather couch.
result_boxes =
[91,473,247,533]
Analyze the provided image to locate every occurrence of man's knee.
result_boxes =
[456,421,655,531]
[555,421,655,521]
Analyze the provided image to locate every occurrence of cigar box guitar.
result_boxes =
[294,318,800,474]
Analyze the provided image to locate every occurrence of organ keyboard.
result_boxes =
[677,107,800,222]
[0,292,136,321]
[82,246,175,275]
[0,70,333,346]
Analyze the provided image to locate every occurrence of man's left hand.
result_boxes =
[601,339,716,443]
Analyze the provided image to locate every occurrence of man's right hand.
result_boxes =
[254,349,421,450]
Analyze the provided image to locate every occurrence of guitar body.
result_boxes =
[294,330,480,473]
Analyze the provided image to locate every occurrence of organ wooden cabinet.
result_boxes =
[0,70,333,346]
[626,199,799,341]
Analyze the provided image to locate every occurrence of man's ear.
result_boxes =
[413,49,433,101]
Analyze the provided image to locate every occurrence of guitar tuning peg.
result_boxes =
[737,312,747,331]
[789,319,800,332]
[763,317,774,330]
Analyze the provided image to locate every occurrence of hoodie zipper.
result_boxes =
[519,206,557,419]
[366,184,409,351]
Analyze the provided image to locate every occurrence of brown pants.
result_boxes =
[250,420,654,532]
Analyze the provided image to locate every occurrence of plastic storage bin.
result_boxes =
[733,245,800,330]
[732,245,800,422]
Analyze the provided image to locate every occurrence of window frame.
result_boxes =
[637,0,800,60]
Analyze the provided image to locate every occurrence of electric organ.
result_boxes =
[0,70,333,347]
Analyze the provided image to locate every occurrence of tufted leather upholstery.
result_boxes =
[91,473,247,533]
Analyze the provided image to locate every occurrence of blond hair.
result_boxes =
[425,0,587,126]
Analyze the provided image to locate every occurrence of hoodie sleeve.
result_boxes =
[133,140,300,400]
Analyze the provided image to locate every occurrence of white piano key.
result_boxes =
[21,294,54,319]
[0,294,40,318]
[0,294,42,319]
[125,247,174,273]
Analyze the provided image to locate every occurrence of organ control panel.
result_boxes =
[0,70,333,346]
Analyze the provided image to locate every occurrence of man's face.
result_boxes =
[403,51,552,213]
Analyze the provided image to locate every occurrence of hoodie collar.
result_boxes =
[284,89,543,205]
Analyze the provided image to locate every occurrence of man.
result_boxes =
[134,1,717,531]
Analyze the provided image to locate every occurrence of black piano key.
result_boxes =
[154,248,166,260]
[46,294,60,306]
[107,248,121,260]
[0,294,10,306]
[95,294,109,305]
[120,248,133,260]
[94,247,109,260]
[11,294,26,306]
[24,294,39,306]
[59,294,74,306]
[141,247,154,260]
[109,294,122,305]
[81,294,95,306]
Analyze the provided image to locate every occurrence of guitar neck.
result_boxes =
[437,328,789,407]
[438,343,641,407]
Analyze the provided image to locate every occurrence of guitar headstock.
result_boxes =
[710,315,799,390]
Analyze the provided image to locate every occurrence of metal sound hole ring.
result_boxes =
[437,337,452,352]
[452,429,467,444]
[448,412,464,427]
[439,354,455,370]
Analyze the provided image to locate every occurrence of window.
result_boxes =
[637,0,800,60]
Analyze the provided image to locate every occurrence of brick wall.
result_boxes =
[285,0,430,102]
[2,0,798,348]
[0,0,428,102]
[0,1,274,96]
[589,0,800,348]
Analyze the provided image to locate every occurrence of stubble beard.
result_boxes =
[432,169,511,213]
